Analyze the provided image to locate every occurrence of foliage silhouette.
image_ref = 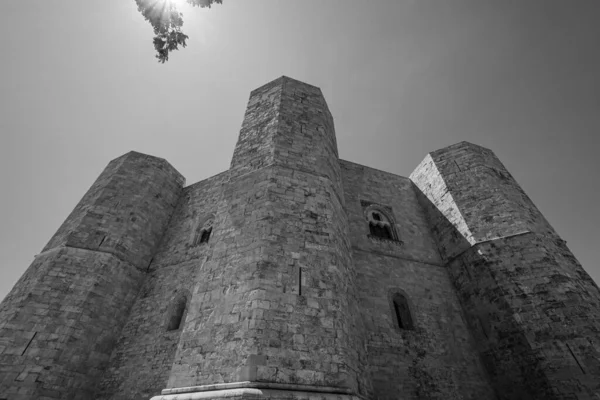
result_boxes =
[135,0,222,63]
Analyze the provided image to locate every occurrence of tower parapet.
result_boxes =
[0,152,184,399]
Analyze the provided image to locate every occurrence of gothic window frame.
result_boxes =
[192,214,214,247]
[361,201,400,243]
[387,288,416,331]
[165,291,190,332]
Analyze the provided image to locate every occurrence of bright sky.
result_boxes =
[1,0,599,300]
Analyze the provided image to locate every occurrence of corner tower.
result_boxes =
[156,77,370,399]
[411,142,600,400]
[0,152,184,399]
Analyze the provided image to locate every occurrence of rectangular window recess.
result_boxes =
[394,302,404,329]
[21,331,37,356]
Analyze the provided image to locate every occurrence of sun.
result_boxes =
[166,0,187,9]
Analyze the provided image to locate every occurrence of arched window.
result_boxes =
[193,216,214,246]
[365,208,398,241]
[392,293,414,330]
[200,227,212,244]
[167,295,188,331]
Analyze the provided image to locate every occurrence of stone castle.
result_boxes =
[1,76,599,400]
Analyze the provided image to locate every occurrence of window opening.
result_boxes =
[369,223,392,240]
[200,227,212,244]
[365,208,398,241]
[392,294,414,330]
[193,217,214,246]
[167,298,187,331]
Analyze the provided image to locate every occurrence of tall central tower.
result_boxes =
[157,76,370,399]
[2,76,599,400]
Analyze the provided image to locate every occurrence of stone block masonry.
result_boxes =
[411,141,600,399]
[163,76,370,399]
[0,77,597,400]
[0,152,184,399]
[341,160,495,400]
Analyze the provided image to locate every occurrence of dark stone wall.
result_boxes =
[340,160,495,400]
[411,141,600,400]
[445,234,600,400]
[95,171,228,400]
[0,152,184,399]
[164,76,370,396]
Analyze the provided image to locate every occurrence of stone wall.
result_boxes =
[2,78,598,400]
[42,152,184,270]
[96,171,228,400]
[161,76,370,398]
[0,152,184,399]
[340,160,495,400]
[411,141,600,400]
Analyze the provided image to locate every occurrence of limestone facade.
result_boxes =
[1,77,598,400]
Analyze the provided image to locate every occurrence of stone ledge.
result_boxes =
[151,388,361,400]
[34,245,142,272]
[366,235,403,246]
[150,382,362,400]
[161,382,354,395]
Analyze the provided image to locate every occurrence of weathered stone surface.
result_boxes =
[0,152,184,399]
[411,141,600,400]
[0,78,597,400]
[341,160,494,400]
[165,77,369,397]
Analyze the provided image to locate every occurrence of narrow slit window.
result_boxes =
[21,332,37,356]
[167,298,187,331]
[392,294,414,330]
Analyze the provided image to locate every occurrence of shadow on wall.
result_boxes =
[412,183,555,400]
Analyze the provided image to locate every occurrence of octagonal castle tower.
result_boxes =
[1,77,599,400]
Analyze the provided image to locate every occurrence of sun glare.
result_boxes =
[166,0,186,9]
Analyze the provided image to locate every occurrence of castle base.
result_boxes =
[150,382,362,400]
